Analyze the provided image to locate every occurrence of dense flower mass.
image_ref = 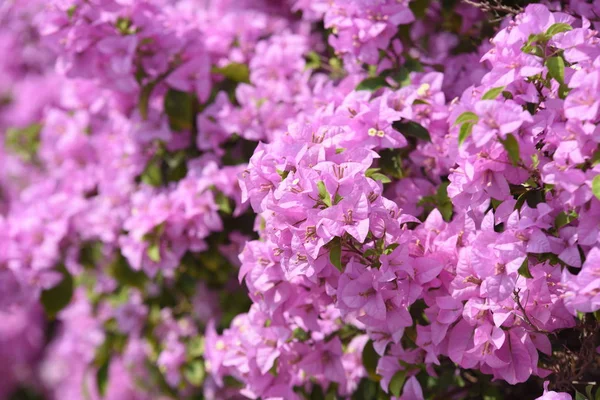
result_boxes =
[0,0,599,399]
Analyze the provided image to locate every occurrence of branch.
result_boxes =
[513,289,550,334]
[462,0,523,18]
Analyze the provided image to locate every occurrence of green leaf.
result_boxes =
[187,336,205,359]
[317,180,327,199]
[379,149,405,179]
[409,0,431,18]
[164,89,195,131]
[215,191,233,215]
[502,91,514,100]
[40,266,74,318]
[328,57,345,78]
[546,56,565,85]
[435,181,453,222]
[108,253,147,289]
[370,173,391,183]
[392,120,431,142]
[555,210,578,229]
[329,238,343,271]
[381,68,411,87]
[525,188,546,208]
[518,259,533,279]
[356,76,389,91]
[212,63,250,83]
[482,384,502,400]
[591,147,600,166]
[384,243,400,255]
[389,370,407,397]
[352,379,379,400]
[138,81,157,120]
[334,193,344,205]
[293,327,310,341]
[96,358,110,397]
[164,150,188,183]
[67,5,77,18]
[366,168,391,183]
[116,17,134,35]
[482,86,506,100]
[501,134,521,166]
[454,111,479,126]
[361,341,380,380]
[531,153,540,169]
[558,84,570,99]
[305,51,322,70]
[458,122,474,146]
[586,385,594,400]
[184,360,206,387]
[325,383,339,400]
[147,242,161,262]
[522,43,544,57]
[317,181,332,207]
[277,169,290,180]
[140,159,163,187]
[592,175,600,201]
[575,391,587,400]
[522,33,548,56]
[310,385,325,400]
[546,23,573,37]
[526,33,548,46]
[5,123,42,162]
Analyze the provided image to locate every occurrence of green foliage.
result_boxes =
[214,189,233,215]
[4,123,42,162]
[362,341,381,381]
[147,242,161,262]
[546,23,573,36]
[378,149,405,180]
[356,76,389,91]
[317,180,332,207]
[389,370,407,397]
[183,361,206,387]
[392,120,431,142]
[518,259,533,279]
[96,358,110,396]
[164,89,196,131]
[555,210,578,229]
[116,17,135,35]
[409,0,432,19]
[108,252,148,289]
[459,122,475,146]
[455,111,479,126]
[481,86,505,100]
[418,182,453,221]
[328,237,343,271]
[212,63,250,84]
[455,112,479,146]
[500,134,521,166]
[40,265,74,318]
[366,168,392,183]
[592,175,600,201]
[305,51,322,70]
[546,56,565,85]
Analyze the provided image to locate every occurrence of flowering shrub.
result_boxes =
[0,0,599,399]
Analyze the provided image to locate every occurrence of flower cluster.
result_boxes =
[1,0,599,400]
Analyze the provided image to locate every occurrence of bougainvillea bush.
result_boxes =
[1,0,599,399]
